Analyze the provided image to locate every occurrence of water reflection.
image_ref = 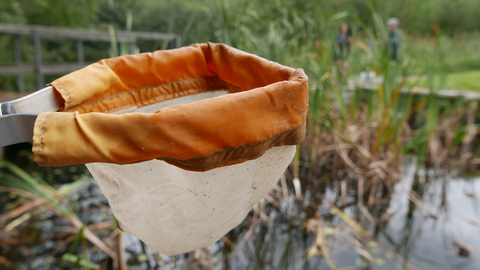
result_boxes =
[2,158,480,269]
[216,159,480,270]
[380,160,480,270]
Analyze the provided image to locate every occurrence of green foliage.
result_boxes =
[0,1,25,24]
[59,227,99,270]
[396,0,480,35]
[15,0,100,27]
[0,161,115,269]
[61,253,100,270]
[0,160,93,216]
[409,70,480,91]
[0,0,99,28]
[96,0,215,47]
[0,0,479,162]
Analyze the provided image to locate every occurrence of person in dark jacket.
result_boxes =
[388,17,403,61]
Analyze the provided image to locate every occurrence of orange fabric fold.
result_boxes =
[32,42,308,171]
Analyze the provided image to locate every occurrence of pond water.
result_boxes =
[380,161,480,270]
[184,158,480,270]
[2,158,480,269]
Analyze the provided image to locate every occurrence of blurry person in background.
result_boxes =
[334,23,352,77]
[388,17,403,61]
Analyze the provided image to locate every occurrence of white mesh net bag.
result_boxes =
[87,92,296,255]
[29,43,308,256]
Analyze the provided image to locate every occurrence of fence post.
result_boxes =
[77,41,84,65]
[129,40,136,54]
[174,35,181,48]
[13,35,25,92]
[33,28,44,89]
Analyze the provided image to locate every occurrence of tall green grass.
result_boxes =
[0,160,123,268]
[210,0,480,203]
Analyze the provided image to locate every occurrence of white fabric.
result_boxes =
[87,145,294,256]
[86,91,295,256]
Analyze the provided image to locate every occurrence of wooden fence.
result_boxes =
[0,24,180,92]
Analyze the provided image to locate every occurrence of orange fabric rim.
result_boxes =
[32,42,309,171]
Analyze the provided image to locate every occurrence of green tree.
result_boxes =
[18,0,100,27]
[0,1,26,24]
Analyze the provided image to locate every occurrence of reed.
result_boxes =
[0,161,125,269]
[211,0,480,189]
[203,1,480,267]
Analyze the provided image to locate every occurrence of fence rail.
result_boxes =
[0,24,180,92]
[0,63,89,75]
[0,24,178,42]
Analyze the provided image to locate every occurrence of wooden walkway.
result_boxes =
[0,24,180,92]
[350,78,480,100]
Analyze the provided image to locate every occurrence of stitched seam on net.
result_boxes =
[158,122,305,168]
[38,112,51,167]
[179,138,301,169]
[67,76,229,111]
[165,137,301,170]
[54,81,71,109]
[97,85,228,113]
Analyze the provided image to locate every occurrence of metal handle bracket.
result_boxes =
[0,86,61,146]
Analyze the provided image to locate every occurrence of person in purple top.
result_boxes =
[334,23,352,76]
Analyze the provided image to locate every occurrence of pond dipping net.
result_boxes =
[31,43,308,256]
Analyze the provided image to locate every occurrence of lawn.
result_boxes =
[409,69,480,91]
